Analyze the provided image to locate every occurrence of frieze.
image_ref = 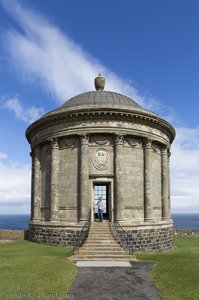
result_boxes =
[91,135,112,146]
[92,147,109,171]
[125,137,143,148]
[152,144,161,154]
[30,119,170,148]
[26,110,175,145]
[59,136,78,149]
[40,143,51,154]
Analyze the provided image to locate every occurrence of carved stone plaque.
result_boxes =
[92,148,109,170]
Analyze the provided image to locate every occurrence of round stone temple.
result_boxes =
[26,76,176,253]
[94,74,105,91]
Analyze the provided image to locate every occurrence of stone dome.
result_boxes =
[61,91,142,110]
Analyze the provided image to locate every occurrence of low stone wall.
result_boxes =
[126,226,173,252]
[29,224,82,246]
[174,229,199,237]
[111,223,174,253]
[0,230,29,240]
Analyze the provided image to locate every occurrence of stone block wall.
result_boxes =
[112,225,173,252]
[123,142,144,221]
[29,225,82,246]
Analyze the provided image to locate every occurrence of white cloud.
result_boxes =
[0,0,199,214]
[0,155,31,212]
[4,96,44,123]
[170,127,199,210]
[1,0,151,109]
[0,152,7,160]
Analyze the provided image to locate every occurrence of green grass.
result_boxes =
[0,241,77,300]
[137,237,199,300]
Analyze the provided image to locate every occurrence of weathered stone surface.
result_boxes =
[26,88,175,252]
[126,225,174,252]
[29,224,82,246]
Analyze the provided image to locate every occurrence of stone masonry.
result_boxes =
[26,76,175,252]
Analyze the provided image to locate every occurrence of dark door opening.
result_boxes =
[94,183,109,220]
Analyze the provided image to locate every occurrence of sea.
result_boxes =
[0,214,199,230]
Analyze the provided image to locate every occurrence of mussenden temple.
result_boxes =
[26,75,175,253]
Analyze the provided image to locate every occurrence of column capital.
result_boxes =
[115,134,124,144]
[80,134,89,145]
[161,146,168,155]
[144,138,152,149]
[51,137,59,149]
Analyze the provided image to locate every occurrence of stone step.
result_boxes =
[69,257,134,262]
[79,246,122,250]
[87,235,113,239]
[78,250,128,255]
[89,230,112,236]
[70,221,132,263]
[90,226,110,230]
[84,240,119,245]
[89,230,110,233]
[73,254,132,259]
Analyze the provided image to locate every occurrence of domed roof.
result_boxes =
[61,91,142,110]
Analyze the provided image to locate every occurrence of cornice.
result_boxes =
[26,107,175,144]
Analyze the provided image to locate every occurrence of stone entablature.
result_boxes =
[26,106,175,149]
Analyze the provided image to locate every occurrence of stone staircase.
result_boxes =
[70,221,134,262]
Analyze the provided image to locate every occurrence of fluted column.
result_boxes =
[32,146,41,221]
[115,135,124,221]
[144,139,153,221]
[161,146,170,219]
[50,138,60,221]
[80,134,89,221]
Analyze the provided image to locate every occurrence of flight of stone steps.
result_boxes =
[70,221,134,262]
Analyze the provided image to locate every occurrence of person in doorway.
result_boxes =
[97,196,104,222]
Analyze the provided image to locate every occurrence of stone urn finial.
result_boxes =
[94,74,105,91]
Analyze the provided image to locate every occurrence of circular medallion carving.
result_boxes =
[93,148,109,170]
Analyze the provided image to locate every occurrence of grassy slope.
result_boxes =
[137,237,199,300]
[0,241,77,298]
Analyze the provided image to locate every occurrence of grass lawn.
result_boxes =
[137,237,199,300]
[0,241,77,299]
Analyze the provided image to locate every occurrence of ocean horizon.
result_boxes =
[0,214,199,230]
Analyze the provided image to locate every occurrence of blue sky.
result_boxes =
[0,0,199,214]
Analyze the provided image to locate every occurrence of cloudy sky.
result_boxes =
[0,0,199,214]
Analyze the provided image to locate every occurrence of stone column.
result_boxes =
[32,146,41,221]
[168,151,171,217]
[30,151,34,221]
[50,138,60,221]
[115,135,124,221]
[80,135,89,221]
[144,139,153,221]
[161,146,170,219]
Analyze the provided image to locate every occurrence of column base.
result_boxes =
[162,216,171,220]
[79,219,87,223]
[32,218,42,222]
[50,218,60,223]
[144,218,153,222]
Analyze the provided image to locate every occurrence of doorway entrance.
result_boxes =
[93,183,109,220]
